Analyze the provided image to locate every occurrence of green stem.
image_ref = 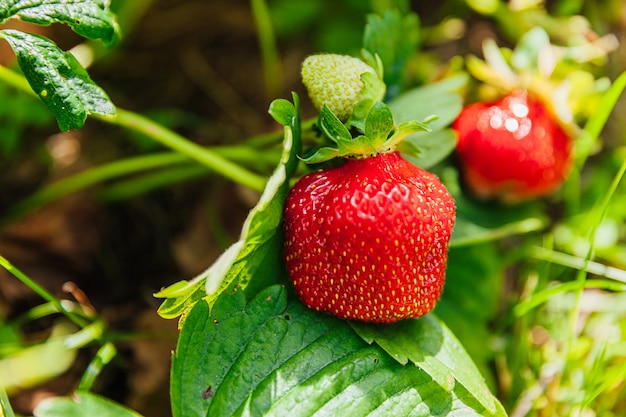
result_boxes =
[4,142,282,222]
[97,145,281,200]
[0,256,90,329]
[0,386,16,417]
[96,109,267,192]
[3,152,188,222]
[98,164,210,202]
[576,70,626,169]
[0,65,268,193]
[78,342,117,391]
[13,301,88,327]
[569,150,626,339]
[250,0,282,99]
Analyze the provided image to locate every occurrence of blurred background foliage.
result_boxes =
[0,0,625,416]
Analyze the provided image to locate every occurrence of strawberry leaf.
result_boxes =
[268,98,296,126]
[400,129,457,169]
[318,104,352,143]
[154,278,206,322]
[351,69,386,122]
[388,75,465,167]
[350,316,505,416]
[511,27,551,75]
[299,146,339,163]
[364,101,394,146]
[472,38,518,90]
[0,0,120,46]
[388,74,466,132]
[0,29,115,131]
[362,9,420,99]
[171,285,505,417]
[34,391,143,417]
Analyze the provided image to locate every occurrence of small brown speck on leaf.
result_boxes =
[201,385,214,400]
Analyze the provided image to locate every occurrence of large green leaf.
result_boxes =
[171,285,505,417]
[351,316,505,416]
[0,0,120,46]
[0,30,116,131]
[388,75,466,167]
[155,94,302,319]
[401,129,457,169]
[388,74,466,132]
[34,391,143,417]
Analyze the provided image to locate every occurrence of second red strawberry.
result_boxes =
[453,90,574,203]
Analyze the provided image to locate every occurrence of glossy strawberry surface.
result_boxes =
[283,151,456,323]
[453,91,573,203]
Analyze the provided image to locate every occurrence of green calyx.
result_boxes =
[301,101,433,163]
[465,27,615,125]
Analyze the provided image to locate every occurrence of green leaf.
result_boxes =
[319,104,352,143]
[387,76,462,166]
[400,129,457,169]
[364,101,394,146]
[350,316,504,416]
[155,93,302,319]
[351,70,386,122]
[0,30,116,131]
[0,322,78,392]
[34,391,143,417]
[479,38,518,88]
[298,146,339,164]
[268,98,295,126]
[362,9,420,99]
[171,285,504,417]
[511,27,551,74]
[576,70,626,167]
[207,94,301,302]
[154,278,206,321]
[388,74,466,132]
[0,0,120,46]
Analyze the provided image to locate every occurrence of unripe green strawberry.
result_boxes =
[284,151,456,323]
[301,54,378,121]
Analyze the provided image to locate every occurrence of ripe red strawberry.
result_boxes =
[283,151,455,323]
[453,90,573,203]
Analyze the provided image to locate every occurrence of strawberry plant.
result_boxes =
[1,1,625,417]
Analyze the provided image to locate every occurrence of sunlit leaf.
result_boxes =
[351,315,504,415]
[0,30,115,131]
[363,9,420,99]
[34,391,143,417]
[0,0,120,46]
[171,285,505,417]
